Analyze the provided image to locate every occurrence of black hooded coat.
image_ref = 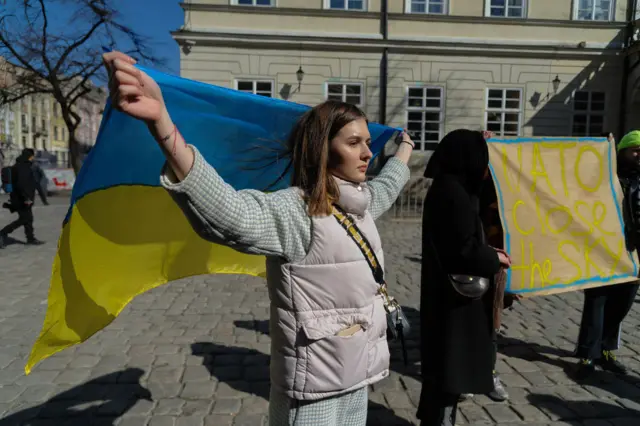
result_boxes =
[418,130,502,415]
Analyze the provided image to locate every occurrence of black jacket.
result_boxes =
[619,167,640,252]
[9,156,37,206]
[32,162,46,186]
[418,130,501,416]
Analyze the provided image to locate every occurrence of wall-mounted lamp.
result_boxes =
[296,66,305,91]
[182,40,195,55]
[280,65,306,100]
[552,75,561,94]
[543,75,562,101]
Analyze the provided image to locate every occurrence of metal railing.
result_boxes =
[389,176,431,220]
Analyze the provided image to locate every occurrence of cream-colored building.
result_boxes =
[0,59,106,168]
[173,0,635,163]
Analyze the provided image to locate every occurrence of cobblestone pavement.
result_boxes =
[1,194,640,425]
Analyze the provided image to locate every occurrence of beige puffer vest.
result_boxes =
[265,178,390,401]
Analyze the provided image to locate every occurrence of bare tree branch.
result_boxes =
[66,63,104,105]
[68,88,93,117]
[0,16,43,77]
[37,0,53,75]
[0,0,164,173]
[1,88,50,105]
[51,18,106,76]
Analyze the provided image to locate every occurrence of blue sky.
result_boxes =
[38,0,184,77]
[111,0,184,75]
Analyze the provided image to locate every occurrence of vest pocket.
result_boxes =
[300,314,370,393]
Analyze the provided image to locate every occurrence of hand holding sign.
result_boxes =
[497,250,511,268]
[487,137,639,296]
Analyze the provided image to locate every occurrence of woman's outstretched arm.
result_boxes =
[102,51,311,261]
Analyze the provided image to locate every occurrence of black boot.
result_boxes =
[576,358,595,379]
[26,238,44,246]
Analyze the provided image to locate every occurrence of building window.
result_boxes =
[235,80,274,97]
[327,0,365,10]
[406,86,444,151]
[485,88,522,136]
[32,116,36,130]
[41,118,45,131]
[572,91,605,136]
[574,0,613,21]
[487,0,526,17]
[326,83,364,106]
[21,136,26,147]
[406,0,447,14]
[234,0,273,5]
[54,126,59,140]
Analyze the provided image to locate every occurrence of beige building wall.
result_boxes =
[386,54,623,136]
[181,45,624,144]
[387,19,624,47]
[181,46,383,118]
[189,10,381,36]
[176,0,632,170]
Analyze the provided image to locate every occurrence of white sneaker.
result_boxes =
[488,374,509,402]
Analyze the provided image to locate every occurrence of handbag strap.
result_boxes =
[331,204,385,285]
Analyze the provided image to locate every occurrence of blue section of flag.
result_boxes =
[71,65,400,210]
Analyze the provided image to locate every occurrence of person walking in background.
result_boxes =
[575,131,640,378]
[0,148,6,195]
[418,129,511,426]
[0,148,45,248]
[31,159,49,205]
[103,50,414,426]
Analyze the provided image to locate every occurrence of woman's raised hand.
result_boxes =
[102,51,165,123]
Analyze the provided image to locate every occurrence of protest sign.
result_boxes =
[487,137,639,296]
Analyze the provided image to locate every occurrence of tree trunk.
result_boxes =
[68,133,82,175]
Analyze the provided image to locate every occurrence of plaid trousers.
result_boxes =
[269,386,369,426]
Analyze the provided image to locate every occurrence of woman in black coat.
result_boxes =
[418,129,511,425]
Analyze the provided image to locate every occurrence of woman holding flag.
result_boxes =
[103,51,413,425]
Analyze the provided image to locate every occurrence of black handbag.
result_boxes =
[332,205,411,365]
[426,217,491,299]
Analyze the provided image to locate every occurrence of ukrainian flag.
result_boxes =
[25,66,399,374]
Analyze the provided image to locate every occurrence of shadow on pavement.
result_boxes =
[0,234,26,247]
[192,337,417,425]
[527,392,640,422]
[500,336,640,402]
[0,368,151,426]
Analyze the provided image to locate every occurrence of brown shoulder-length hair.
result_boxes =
[288,100,368,216]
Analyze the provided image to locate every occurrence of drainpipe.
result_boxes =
[619,0,638,136]
[380,0,388,125]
